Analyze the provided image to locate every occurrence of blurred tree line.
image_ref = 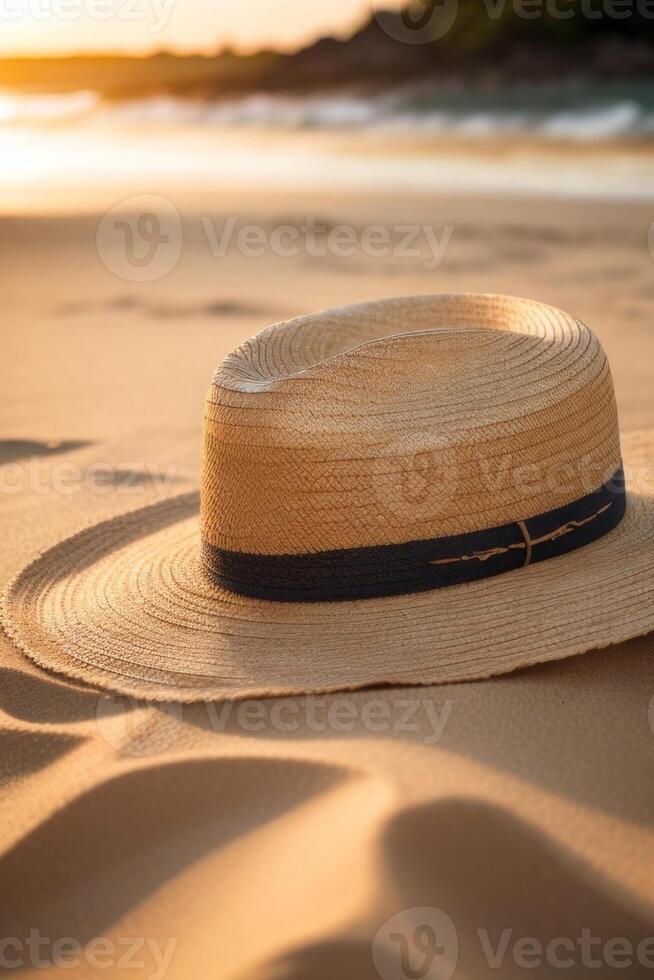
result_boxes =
[414,0,654,48]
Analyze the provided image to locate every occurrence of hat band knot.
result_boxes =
[201,466,627,603]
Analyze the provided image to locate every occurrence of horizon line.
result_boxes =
[0,15,368,62]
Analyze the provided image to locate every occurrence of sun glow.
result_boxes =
[0,0,383,57]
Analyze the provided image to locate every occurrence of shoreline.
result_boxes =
[1,126,654,215]
[2,188,653,432]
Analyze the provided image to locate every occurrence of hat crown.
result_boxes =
[201,295,621,556]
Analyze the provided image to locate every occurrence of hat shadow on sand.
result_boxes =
[0,440,93,465]
[0,728,82,788]
[0,666,108,724]
[255,798,654,980]
[184,627,654,828]
[0,757,351,946]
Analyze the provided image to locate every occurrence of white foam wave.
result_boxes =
[0,90,99,125]
[108,94,654,141]
[0,89,652,142]
[540,102,643,140]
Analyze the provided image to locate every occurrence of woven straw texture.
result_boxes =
[202,294,620,553]
[3,294,654,702]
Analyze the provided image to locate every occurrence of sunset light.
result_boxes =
[2,0,654,975]
[0,0,381,55]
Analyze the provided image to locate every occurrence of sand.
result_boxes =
[1,187,654,978]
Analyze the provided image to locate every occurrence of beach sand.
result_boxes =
[1,188,654,977]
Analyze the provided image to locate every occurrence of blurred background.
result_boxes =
[2,0,654,471]
[1,0,654,206]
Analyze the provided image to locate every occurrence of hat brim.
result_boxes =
[4,430,654,703]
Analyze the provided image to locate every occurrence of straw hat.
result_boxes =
[3,294,654,702]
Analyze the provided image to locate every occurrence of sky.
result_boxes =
[0,0,392,56]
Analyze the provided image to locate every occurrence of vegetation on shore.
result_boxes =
[0,2,652,97]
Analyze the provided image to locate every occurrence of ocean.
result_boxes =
[1,81,653,210]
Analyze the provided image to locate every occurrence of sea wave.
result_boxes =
[1,87,654,142]
[0,90,100,125]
